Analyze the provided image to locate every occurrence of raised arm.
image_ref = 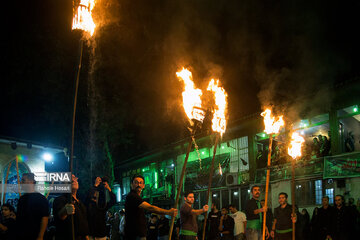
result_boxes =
[139,201,177,216]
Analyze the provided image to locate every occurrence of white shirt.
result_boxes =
[231,211,247,235]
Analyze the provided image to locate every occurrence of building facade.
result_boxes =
[115,80,360,214]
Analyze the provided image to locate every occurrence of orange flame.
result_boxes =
[207,79,227,136]
[176,68,204,123]
[288,132,305,159]
[72,0,96,36]
[261,108,284,134]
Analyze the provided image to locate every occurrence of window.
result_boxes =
[221,189,229,208]
[295,179,335,206]
[337,105,360,153]
[325,188,334,204]
[315,180,323,205]
[230,188,240,210]
[228,136,249,172]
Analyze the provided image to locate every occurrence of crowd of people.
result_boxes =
[0,173,116,240]
[124,175,359,240]
[1,172,359,240]
[256,133,332,168]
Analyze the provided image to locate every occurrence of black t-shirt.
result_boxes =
[158,217,170,236]
[221,215,234,236]
[208,210,221,235]
[245,198,260,220]
[16,192,50,239]
[53,194,90,240]
[0,217,16,240]
[274,204,293,230]
[147,221,158,240]
[86,186,116,237]
[180,203,198,234]
[125,190,146,239]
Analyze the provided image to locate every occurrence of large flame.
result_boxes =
[72,0,96,36]
[261,108,284,134]
[207,79,227,135]
[176,68,204,123]
[288,132,305,159]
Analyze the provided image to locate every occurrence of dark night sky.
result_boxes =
[1,0,360,162]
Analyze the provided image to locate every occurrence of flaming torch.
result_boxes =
[201,79,228,240]
[260,108,284,240]
[288,132,305,240]
[168,68,205,239]
[69,2,96,239]
[70,0,97,175]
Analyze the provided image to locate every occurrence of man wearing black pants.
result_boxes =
[270,192,296,240]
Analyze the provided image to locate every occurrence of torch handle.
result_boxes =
[262,135,273,240]
[201,134,220,240]
[168,137,194,240]
[291,160,296,240]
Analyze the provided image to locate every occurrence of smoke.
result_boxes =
[88,0,358,154]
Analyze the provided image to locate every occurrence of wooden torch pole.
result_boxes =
[201,133,220,240]
[291,159,296,240]
[168,134,195,240]
[262,134,273,240]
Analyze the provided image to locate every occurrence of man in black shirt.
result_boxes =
[86,176,116,240]
[0,203,16,240]
[180,191,208,240]
[270,192,296,240]
[157,214,170,240]
[53,174,90,240]
[219,207,234,240]
[207,203,222,240]
[16,173,50,240]
[125,175,177,240]
[147,214,158,240]
[330,194,356,240]
[245,185,267,240]
[316,196,334,240]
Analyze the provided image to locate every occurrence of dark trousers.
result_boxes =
[275,231,292,240]
[180,235,197,240]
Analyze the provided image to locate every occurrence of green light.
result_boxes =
[221,146,225,149]
[201,151,205,155]
[155,172,158,189]
[142,169,145,172]
[160,169,163,172]
[353,107,358,113]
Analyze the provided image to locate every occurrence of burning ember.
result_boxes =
[288,132,305,159]
[72,0,96,36]
[176,68,204,123]
[207,79,228,136]
[261,108,285,134]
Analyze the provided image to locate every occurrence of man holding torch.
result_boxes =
[270,192,296,240]
[124,175,177,240]
[179,191,208,240]
[245,185,268,240]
